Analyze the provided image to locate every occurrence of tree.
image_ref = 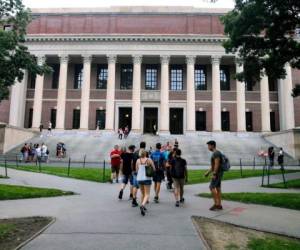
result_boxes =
[221,0,300,95]
[0,0,50,102]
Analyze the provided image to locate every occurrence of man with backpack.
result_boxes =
[205,140,228,211]
[170,149,187,207]
[150,143,165,203]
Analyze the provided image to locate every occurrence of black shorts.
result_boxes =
[209,175,222,189]
[153,170,164,183]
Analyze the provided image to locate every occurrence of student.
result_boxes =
[278,147,284,170]
[110,145,122,183]
[39,123,43,133]
[47,121,52,136]
[150,143,165,203]
[166,147,177,190]
[118,128,123,140]
[136,150,155,216]
[205,140,223,211]
[118,145,135,200]
[131,142,148,207]
[268,146,275,168]
[170,149,187,207]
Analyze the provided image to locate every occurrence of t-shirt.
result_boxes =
[110,149,121,166]
[211,150,223,173]
[121,152,133,175]
[150,150,164,171]
[170,157,187,179]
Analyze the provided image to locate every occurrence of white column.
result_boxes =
[186,55,196,132]
[211,56,221,131]
[56,55,69,129]
[32,55,46,129]
[105,55,117,131]
[9,70,28,127]
[236,59,246,131]
[283,64,295,130]
[80,55,92,130]
[278,79,286,130]
[260,72,271,132]
[131,55,142,133]
[160,55,170,133]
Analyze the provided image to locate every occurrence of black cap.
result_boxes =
[206,140,216,147]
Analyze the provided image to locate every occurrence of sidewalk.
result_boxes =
[0,168,300,249]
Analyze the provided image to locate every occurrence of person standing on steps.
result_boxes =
[170,149,187,207]
[110,145,122,183]
[205,140,223,211]
[118,145,135,200]
[136,149,155,216]
[150,143,165,203]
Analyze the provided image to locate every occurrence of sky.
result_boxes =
[23,0,235,9]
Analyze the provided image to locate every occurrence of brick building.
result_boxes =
[1,6,300,134]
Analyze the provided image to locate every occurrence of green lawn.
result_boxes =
[6,165,299,184]
[248,236,300,250]
[266,179,300,189]
[0,223,15,239]
[0,184,74,200]
[199,192,300,211]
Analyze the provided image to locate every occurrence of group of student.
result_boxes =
[110,140,187,215]
[118,126,130,140]
[20,142,49,163]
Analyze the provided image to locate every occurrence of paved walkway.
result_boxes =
[0,168,300,250]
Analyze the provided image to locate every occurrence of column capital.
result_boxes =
[107,54,117,64]
[211,55,221,65]
[160,55,170,65]
[37,55,46,66]
[133,55,143,64]
[186,55,196,65]
[82,54,92,64]
[59,54,69,64]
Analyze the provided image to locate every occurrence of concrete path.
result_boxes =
[0,168,300,250]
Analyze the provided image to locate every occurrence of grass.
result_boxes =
[248,236,300,250]
[0,223,15,239]
[0,184,74,200]
[266,179,300,189]
[199,192,300,211]
[0,175,8,179]
[6,165,299,184]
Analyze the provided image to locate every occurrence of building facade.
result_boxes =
[1,6,300,134]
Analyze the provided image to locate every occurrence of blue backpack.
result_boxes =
[221,153,231,172]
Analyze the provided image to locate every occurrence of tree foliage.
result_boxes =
[0,0,50,101]
[221,0,300,94]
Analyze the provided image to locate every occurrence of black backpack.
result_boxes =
[171,158,186,178]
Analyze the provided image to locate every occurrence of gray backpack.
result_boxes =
[221,154,231,171]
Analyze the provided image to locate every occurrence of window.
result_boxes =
[246,111,253,131]
[170,66,183,91]
[74,64,83,89]
[196,111,206,131]
[51,64,60,89]
[28,108,33,128]
[120,64,133,89]
[72,110,80,129]
[246,81,254,91]
[145,65,158,90]
[50,109,57,128]
[28,72,36,89]
[220,66,230,91]
[268,78,278,91]
[96,65,108,89]
[96,110,106,129]
[195,65,207,90]
[270,111,276,132]
[221,111,230,131]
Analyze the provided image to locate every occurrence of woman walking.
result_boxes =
[136,150,155,216]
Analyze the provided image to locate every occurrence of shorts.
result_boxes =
[209,175,222,189]
[123,174,133,185]
[138,180,152,186]
[153,170,165,183]
[132,174,139,189]
[111,165,120,174]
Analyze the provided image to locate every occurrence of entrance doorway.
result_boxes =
[144,108,158,134]
[170,108,184,134]
[119,107,132,130]
[50,109,56,129]
[221,111,230,131]
[96,110,106,130]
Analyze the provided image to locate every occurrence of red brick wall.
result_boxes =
[292,69,300,126]
[0,100,10,124]
[27,14,225,35]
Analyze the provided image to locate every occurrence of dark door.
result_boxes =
[196,111,206,131]
[144,108,158,133]
[119,107,132,130]
[28,108,33,128]
[170,108,183,134]
[50,109,57,129]
[270,111,276,132]
[96,110,106,130]
[72,110,80,129]
[221,111,230,131]
[246,111,253,131]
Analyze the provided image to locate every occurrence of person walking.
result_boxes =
[39,123,43,133]
[136,150,155,216]
[118,128,123,140]
[170,149,187,207]
[150,143,165,203]
[118,145,135,200]
[47,121,52,136]
[166,147,176,190]
[110,145,122,183]
[278,147,284,170]
[205,140,223,211]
